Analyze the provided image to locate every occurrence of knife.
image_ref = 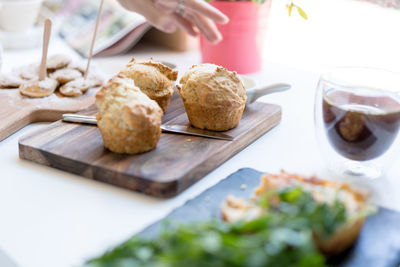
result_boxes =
[62,114,234,141]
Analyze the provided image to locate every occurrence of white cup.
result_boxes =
[0,0,43,32]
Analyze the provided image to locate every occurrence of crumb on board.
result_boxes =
[240,184,247,190]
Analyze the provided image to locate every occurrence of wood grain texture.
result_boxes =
[0,87,100,141]
[19,91,281,198]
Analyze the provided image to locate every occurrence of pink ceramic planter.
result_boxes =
[200,1,271,74]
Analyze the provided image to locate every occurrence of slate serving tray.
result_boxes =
[138,168,400,267]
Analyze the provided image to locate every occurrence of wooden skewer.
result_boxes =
[39,19,52,81]
[84,0,105,79]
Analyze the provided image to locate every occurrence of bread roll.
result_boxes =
[120,59,178,113]
[221,171,372,256]
[179,64,247,131]
[95,75,163,154]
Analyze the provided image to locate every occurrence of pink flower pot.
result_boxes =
[200,1,271,74]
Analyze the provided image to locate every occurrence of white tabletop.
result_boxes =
[1,1,400,265]
[1,38,400,267]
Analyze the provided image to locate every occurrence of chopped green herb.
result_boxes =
[85,187,349,267]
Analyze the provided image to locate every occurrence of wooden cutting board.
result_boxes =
[136,168,400,267]
[18,91,281,197]
[0,88,99,141]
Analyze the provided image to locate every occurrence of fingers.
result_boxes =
[153,0,229,25]
[184,12,222,44]
[147,16,177,33]
[185,0,229,24]
[118,0,176,33]
[119,0,225,43]
[172,14,198,37]
[153,0,177,14]
[144,9,177,33]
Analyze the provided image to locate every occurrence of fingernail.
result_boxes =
[219,15,230,24]
[209,34,222,45]
[215,31,223,43]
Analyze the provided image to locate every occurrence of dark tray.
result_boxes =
[139,168,400,267]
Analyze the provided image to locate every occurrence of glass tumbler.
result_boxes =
[314,67,400,179]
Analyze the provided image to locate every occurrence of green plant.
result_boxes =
[286,2,308,19]
[84,188,353,267]
[206,0,308,20]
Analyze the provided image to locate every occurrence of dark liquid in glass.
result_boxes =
[322,90,400,161]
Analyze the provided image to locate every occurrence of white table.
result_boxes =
[1,23,400,267]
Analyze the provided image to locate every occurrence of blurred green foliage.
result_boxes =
[85,187,350,267]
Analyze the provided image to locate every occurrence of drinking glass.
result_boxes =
[314,67,400,179]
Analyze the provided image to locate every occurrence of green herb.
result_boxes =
[296,6,308,20]
[85,187,350,267]
[286,2,308,20]
[204,0,308,20]
[86,220,325,267]
[251,0,267,4]
[205,0,268,3]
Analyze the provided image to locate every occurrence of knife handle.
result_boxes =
[62,114,97,125]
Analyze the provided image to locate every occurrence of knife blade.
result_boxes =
[160,124,233,141]
[62,114,234,141]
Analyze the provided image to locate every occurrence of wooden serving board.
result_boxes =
[136,168,400,267]
[18,92,281,197]
[0,88,99,142]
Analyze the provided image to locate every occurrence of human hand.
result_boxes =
[117,0,229,44]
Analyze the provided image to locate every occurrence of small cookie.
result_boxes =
[50,68,82,84]
[86,74,104,88]
[0,73,25,88]
[19,78,59,98]
[47,54,72,70]
[17,64,38,80]
[59,78,95,97]
[68,60,87,74]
